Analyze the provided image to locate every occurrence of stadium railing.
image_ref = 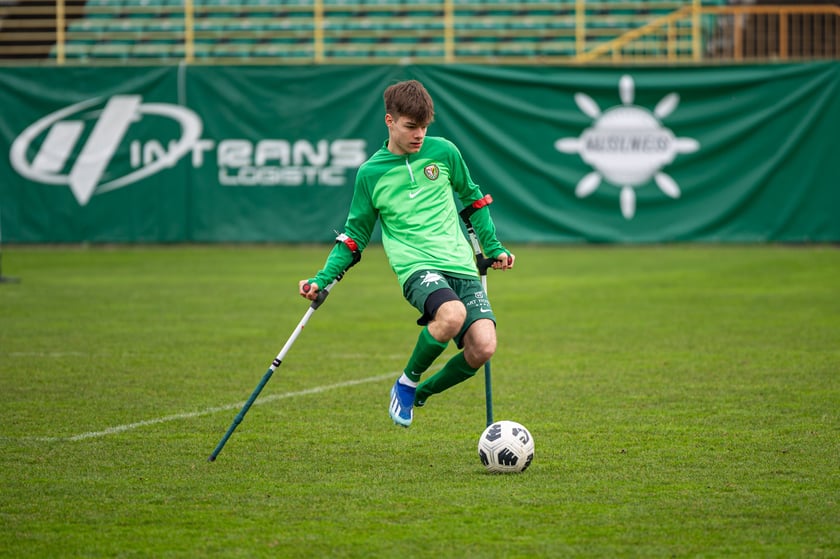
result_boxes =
[0,0,837,64]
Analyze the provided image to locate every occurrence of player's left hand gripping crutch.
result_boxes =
[459,195,507,428]
[208,245,360,462]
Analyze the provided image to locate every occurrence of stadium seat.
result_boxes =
[45,0,772,63]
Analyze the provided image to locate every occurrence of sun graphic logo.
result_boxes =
[555,75,700,219]
[420,271,444,287]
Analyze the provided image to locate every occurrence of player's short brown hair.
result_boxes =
[383,80,435,125]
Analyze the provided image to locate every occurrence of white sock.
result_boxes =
[399,373,418,388]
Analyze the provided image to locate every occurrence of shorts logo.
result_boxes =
[420,271,444,287]
[423,164,439,181]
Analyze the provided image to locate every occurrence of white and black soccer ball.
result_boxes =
[477,420,534,473]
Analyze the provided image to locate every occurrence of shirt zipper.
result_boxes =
[404,157,416,186]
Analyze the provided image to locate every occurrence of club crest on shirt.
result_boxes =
[424,164,439,181]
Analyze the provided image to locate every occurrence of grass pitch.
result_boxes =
[1,244,838,558]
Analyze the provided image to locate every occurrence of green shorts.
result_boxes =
[403,269,496,348]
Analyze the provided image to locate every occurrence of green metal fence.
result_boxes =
[1,0,836,65]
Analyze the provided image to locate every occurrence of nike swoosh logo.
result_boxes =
[479,308,492,313]
[409,188,425,199]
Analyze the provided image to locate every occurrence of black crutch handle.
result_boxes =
[476,255,496,276]
[301,281,330,309]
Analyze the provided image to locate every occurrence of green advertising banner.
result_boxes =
[184,65,400,242]
[1,66,192,242]
[2,63,839,243]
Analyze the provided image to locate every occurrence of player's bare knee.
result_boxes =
[467,339,496,367]
[430,301,467,340]
[437,299,467,326]
[463,319,497,366]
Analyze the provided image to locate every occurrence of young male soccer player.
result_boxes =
[299,79,514,428]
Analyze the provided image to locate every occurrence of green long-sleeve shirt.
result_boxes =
[312,137,507,289]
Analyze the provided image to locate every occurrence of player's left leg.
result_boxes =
[462,318,496,368]
[414,275,496,407]
[391,272,467,427]
[414,317,496,407]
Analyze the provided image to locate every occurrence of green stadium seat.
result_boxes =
[54,0,732,62]
[131,41,175,58]
[212,41,254,57]
[143,16,185,32]
[87,39,133,59]
[85,0,124,8]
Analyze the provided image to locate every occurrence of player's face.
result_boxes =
[386,114,428,155]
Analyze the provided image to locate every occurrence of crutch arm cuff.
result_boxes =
[335,233,362,269]
[459,194,493,224]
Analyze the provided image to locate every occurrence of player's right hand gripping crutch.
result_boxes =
[208,241,361,462]
[459,195,501,428]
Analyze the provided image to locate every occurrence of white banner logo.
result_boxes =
[11,95,366,206]
[556,75,700,219]
[10,95,203,206]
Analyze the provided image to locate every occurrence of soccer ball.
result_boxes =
[477,420,534,473]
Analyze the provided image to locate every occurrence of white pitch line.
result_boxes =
[16,372,396,443]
